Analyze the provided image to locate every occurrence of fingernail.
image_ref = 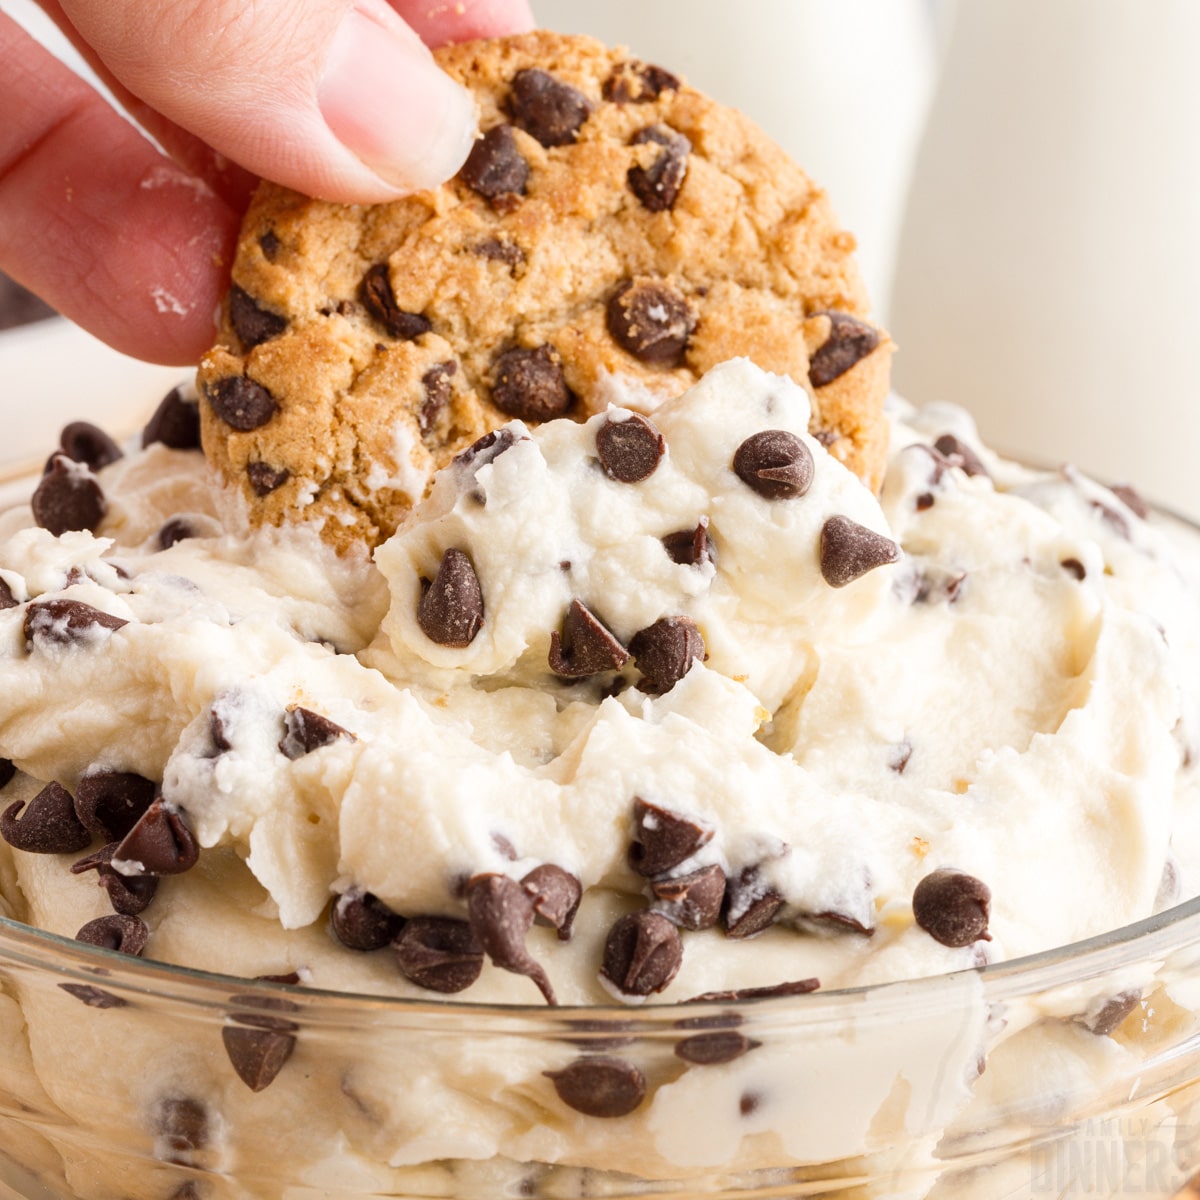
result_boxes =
[318,7,478,193]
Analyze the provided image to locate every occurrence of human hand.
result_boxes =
[0,0,535,365]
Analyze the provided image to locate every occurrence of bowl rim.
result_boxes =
[3,892,1199,1025]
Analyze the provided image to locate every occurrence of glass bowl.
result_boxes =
[3,324,1200,1200]
[2,895,1200,1199]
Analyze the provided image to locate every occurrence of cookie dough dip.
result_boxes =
[1,29,1200,1200]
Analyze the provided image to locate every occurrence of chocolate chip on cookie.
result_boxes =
[627,126,690,212]
[420,362,458,438]
[808,311,880,388]
[459,124,531,207]
[492,345,575,421]
[507,67,594,146]
[206,377,276,432]
[603,59,681,104]
[247,462,289,496]
[229,284,288,349]
[606,278,696,366]
[360,264,432,340]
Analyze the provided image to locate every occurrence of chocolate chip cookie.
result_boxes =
[198,30,892,551]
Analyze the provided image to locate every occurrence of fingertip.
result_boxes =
[392,0,537,47]
[318,7,480,195]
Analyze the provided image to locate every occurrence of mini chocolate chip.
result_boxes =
[722,868,784,939]
[259,229,282,261]
[491,345,576,421]
[650,864,726,931]
[675,1030,760,1065]
[521,864,582,940]
[472,238,525,267]
[112,797,200,876]
[75,913,148,956]
[331,888,405,951]
[932,433,988,479]
[256,971,302,987]
[685,978,821,1004]
[912,868,992,947]
[1061,558,1087,581]
[733,430,814,500]
[629,616,705,694]
[420,361,457,438]
[157,1096,209,1159]
[247,461,289,496]
[628,125,690,212]
[73,770,157,840]
[24,598,128,650]
[418,548,484,648]
[805,909,875,936]
[603,60,681,104]
[601,910,682,997]
[596,413,665,483]
[0,578,15,608]
[0,759,14,788]
[1111,483,1150,520]
[59,421,122,471]
[808,312,880,388]
[1079,989,1142,1037]
[360,263,432,341]
[1,782,91,853]
[492,832,519,861]
[508,68,594,147]
[455,427,521,470]
[915,493,935,511]
[548,599,630,678]
[32,454,106,535]
[545,1056,646,1118]
[157,516,197,550]
[467,873,555,1004]
[143,385,201,450]
[71,842,159,916]
[629,798,712,877]
[58,983,127,1009]
[393,916,483,993]
[606,278,696,367]
[209,702,233,754]
[229,284,288,349]
[888,739,913,774]
[459,124,531,204]
[1090,497,1132,539]
[206,377,277,432]
[222,1019,296,1092]
[278,706,354,759]
[662,519,716,568]
[739,1092,761,1116]
[819,516,901,588]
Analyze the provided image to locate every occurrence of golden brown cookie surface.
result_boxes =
[198,31,892,551]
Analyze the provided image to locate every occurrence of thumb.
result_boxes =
[56,0,480,203]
